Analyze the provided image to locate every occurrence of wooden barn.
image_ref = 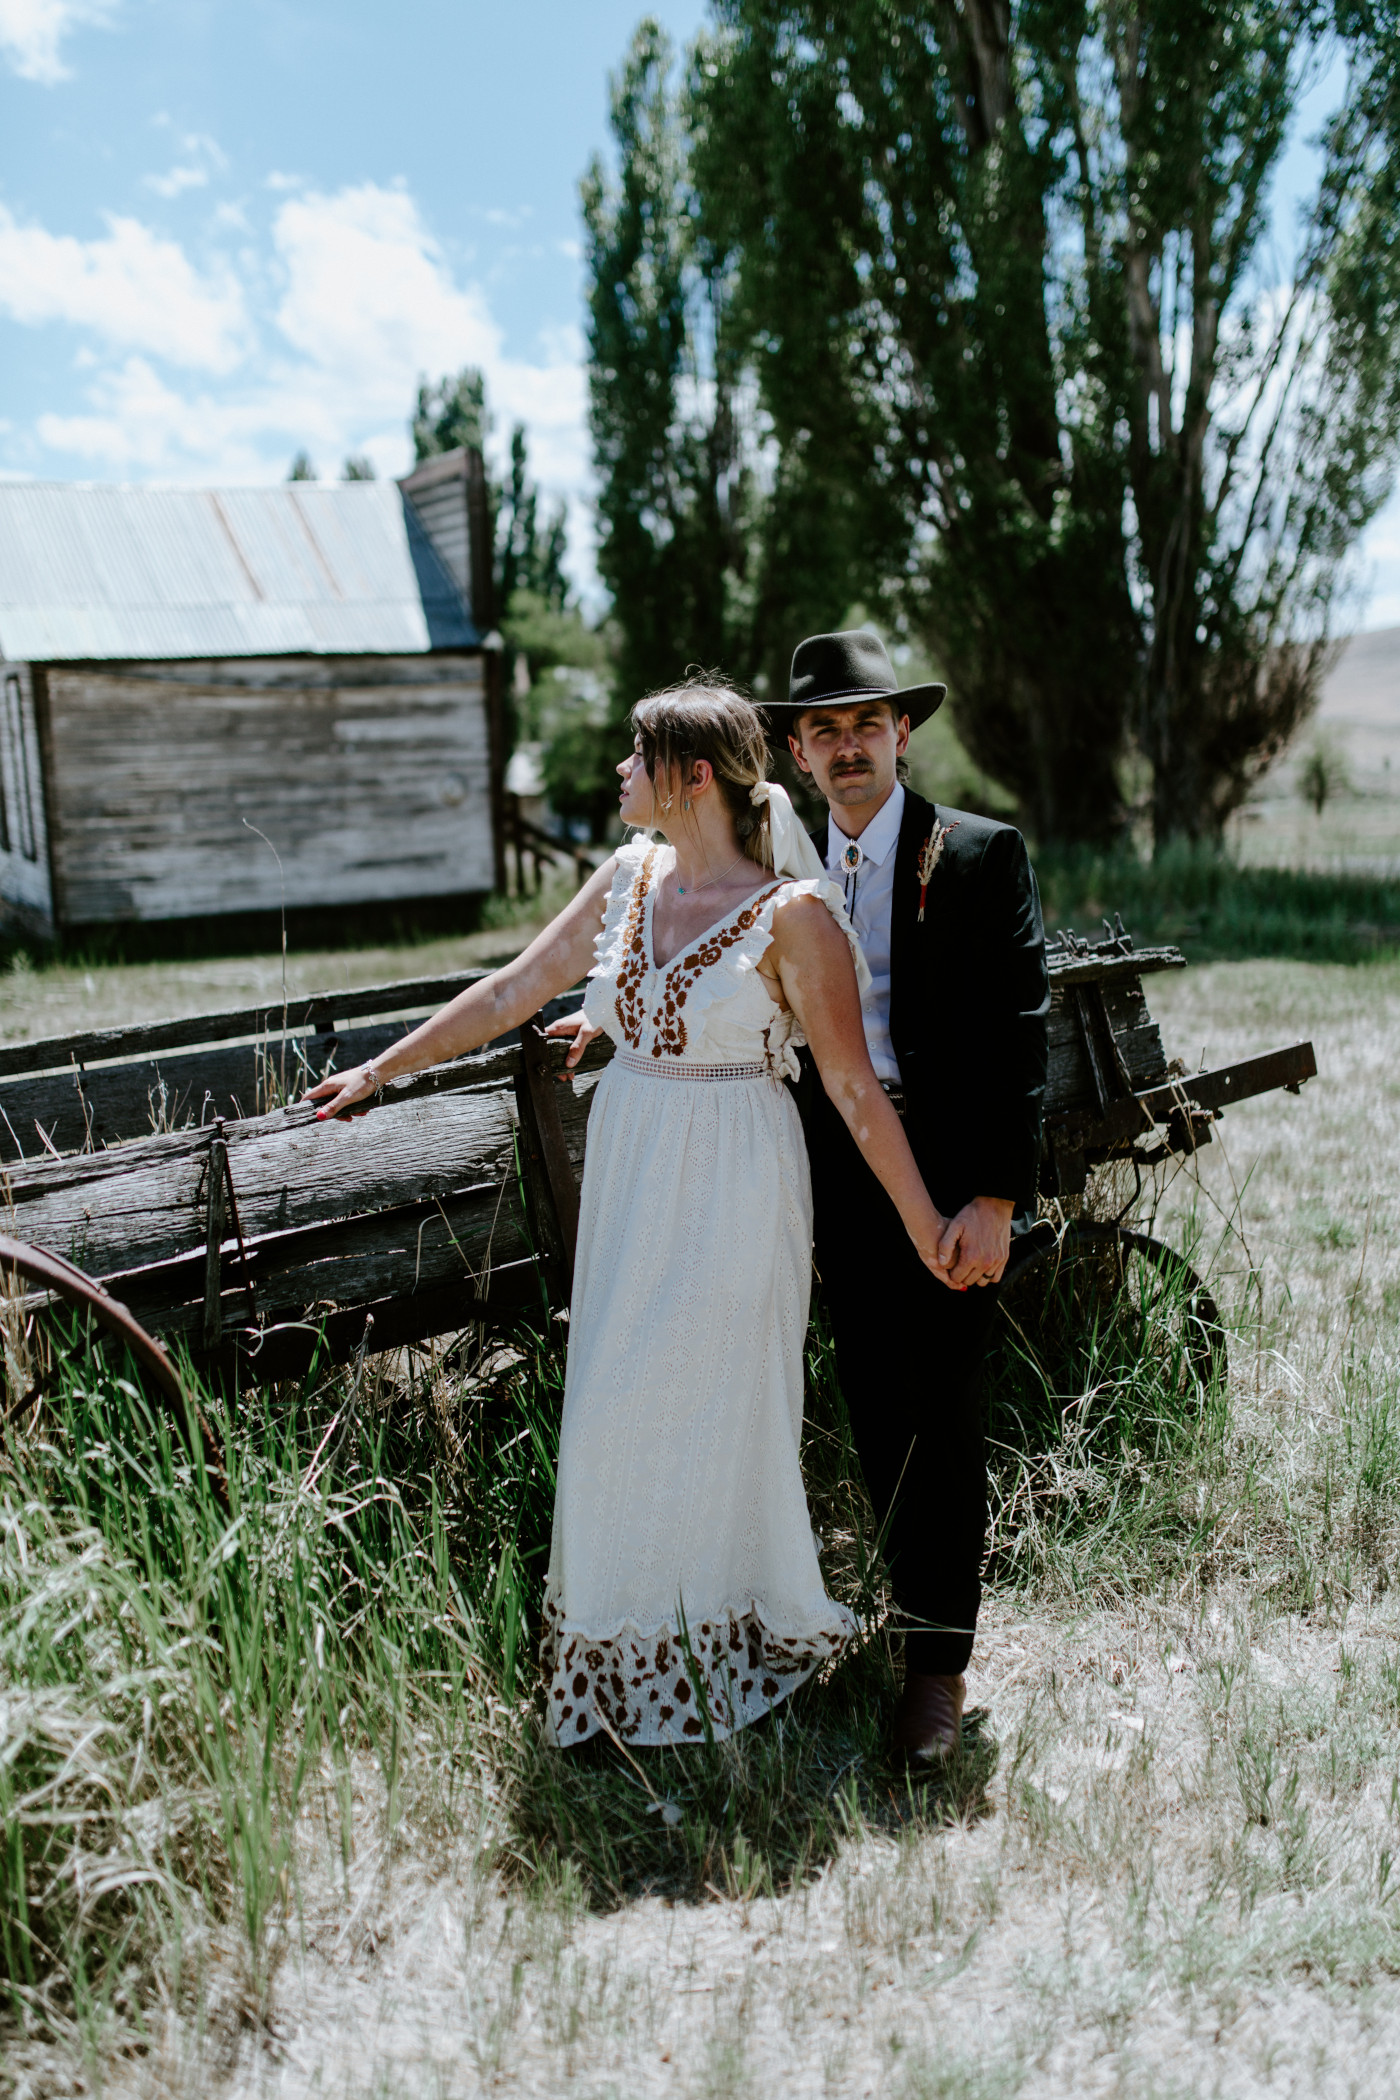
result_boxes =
[0,447,504,940]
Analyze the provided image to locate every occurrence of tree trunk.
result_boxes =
[950,656,1129,847]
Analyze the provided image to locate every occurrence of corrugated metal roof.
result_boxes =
[0,480,480,662]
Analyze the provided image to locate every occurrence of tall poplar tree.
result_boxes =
[590,4,1400,845]
[695,0,1400,844]
[582,21,905,715]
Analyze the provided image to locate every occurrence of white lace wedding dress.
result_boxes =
[541,838,861,1745]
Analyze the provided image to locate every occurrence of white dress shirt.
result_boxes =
[825,783,903,1085]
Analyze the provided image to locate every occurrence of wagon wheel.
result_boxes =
[0,1236,227,1506]
[985,1220,1226,1464]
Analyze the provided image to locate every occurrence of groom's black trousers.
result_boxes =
[807,1088,998,1679]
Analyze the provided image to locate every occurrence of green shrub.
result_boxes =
[1036,844,1400,962]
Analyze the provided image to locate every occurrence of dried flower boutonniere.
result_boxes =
[916,821,959,921]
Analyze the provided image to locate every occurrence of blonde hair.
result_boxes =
[631,677,774,869]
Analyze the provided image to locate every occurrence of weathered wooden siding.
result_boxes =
[0,662,55,932]
[41,653,491,924]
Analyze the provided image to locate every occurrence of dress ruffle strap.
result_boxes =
[660,875,868,1079]
[587,838,654,984]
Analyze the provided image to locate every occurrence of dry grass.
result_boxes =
[0,873,575,1049]
[2,956,1398,2099]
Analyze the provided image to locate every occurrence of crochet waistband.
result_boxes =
[613,1049,769,1083]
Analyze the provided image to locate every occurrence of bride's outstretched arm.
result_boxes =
[768,894,960,1289]
[303,855,618,1119]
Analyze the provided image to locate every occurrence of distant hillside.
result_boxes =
[1240,623,1400,871]
[1319,627,1399,728]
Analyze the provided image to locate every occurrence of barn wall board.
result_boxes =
[43,653,491,924]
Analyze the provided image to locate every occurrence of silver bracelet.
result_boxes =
[365,1058,386,1096]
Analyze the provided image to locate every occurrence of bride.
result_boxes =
[305,681,953,1746]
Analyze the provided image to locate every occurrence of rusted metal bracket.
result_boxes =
[1071,988,1113,1115]
[202,1118,257,1350]
[203,1131,227,1348]
[0,1233,227,1505]
[514,1014,581,1300]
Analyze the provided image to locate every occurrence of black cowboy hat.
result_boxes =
[763,629,945,733]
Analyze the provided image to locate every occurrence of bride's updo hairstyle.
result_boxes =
[631,678,775,869]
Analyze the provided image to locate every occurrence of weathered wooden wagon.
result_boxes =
[0,448,505,942]
[0,921,1315,1441]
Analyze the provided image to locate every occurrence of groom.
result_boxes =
[768,630,1049,1762]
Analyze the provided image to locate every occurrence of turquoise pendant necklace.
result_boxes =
[676,849,744,898]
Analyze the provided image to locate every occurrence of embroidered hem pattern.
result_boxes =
[541,1588,854,1745]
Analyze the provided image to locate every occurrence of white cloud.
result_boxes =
[14,181,589,511]
[269,184,588,488]
[274,183,502,388]
[144,131,227,200]
[0,207,248,369]
[145,164,209,199]
[0,0,114,83]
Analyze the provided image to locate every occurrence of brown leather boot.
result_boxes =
[891,1672,966,1763]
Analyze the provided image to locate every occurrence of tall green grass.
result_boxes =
[1036,844,1400,961]
[0,1346,524,2046]
[983,1233,1231,1595]
[3,1237,1397,2066]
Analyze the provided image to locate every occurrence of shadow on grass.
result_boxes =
[498,1229,1222,1906]
[501,1309,999,1908]
[504,1655,1000,1908]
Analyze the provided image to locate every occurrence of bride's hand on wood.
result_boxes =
[544,1011,603,1075]
[302,1064,378,1120]
[302,859,620,1128]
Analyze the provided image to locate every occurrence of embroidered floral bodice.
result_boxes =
[582,838,857,1079]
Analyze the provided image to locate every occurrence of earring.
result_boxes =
[684,798,691,812]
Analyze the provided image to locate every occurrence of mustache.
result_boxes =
[830,758,874,775]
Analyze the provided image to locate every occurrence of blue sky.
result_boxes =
[1,0,1398,626]
[0,0,706,552]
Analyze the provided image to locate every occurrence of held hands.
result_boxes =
[930,1196,1015,1290]
[302,1062,380,1120]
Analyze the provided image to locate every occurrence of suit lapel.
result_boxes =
[889,788,940,1077]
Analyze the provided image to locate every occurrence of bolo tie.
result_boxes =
[837,834,863,919]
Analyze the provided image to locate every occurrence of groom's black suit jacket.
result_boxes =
[803,788,1050,1223]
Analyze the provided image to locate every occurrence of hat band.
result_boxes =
[785,682,903,709]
